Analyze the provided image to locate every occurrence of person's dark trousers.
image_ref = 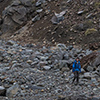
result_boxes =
[72,71,79,84]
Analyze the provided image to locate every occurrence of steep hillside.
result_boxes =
[0,0,100,49]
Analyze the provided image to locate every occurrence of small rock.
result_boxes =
[93,88,97,91]
[67,45,73,50]
[51,10,67,24]
[81,68,86,73]
[67,0,72,3]
[58,95,65,100]
[78,11,84,15]
[6,83,19,97]
[0,18,3,25]
[28,85,45,90]
[27,60,33,64]
[86,66,94,72]
[6,40,16,46]
[86,13,92,19]
[36,0,42,6]
[57,43,67,50]
[85,49,92,55]
[84,72,91,79]
[39,61,48,67]
[91,78,97,84]
[20,0,32,6]
[31,61,38,66]
[59,60,68,69]
[11,0,21,6]
[63,53,69,60]
[67,58,74,64]
[96,66,100,75]
[38,56,49,61]
[61,67,70,72]
[0,31,3,36]
[43,66,51,70]
[36,0,46,7]
[0,86,6,96]
[32,15,40,22]
[12,63,23,68]
[36,9,43,13]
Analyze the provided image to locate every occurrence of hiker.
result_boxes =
[72,58,81,84]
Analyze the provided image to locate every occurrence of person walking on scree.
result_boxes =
[72,58,81,84]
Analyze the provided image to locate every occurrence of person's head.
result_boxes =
[76,58,79,62]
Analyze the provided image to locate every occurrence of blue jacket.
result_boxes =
[72,60,81,72]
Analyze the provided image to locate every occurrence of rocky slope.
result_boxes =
[0,0,100,100]
[0,0,100,49]
[0,40,99,100]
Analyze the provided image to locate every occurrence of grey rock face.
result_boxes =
[1,0,35,34]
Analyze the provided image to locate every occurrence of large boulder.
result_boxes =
[80,51,98,68]
[1,0,35,34]
[92,54,100,67]
[11,6,27,24]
